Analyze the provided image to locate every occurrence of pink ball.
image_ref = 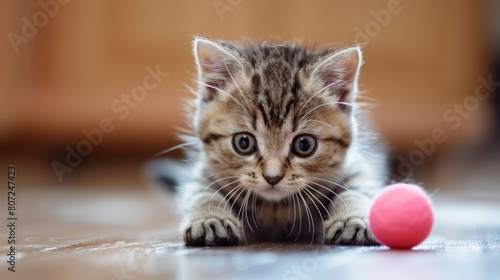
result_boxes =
[369,183,434,249]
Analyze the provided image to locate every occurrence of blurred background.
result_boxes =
[0,0,498,196]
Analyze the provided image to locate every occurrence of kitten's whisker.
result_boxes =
[357,131,380,136]
[197,81,251,117]
[242,190,255,234]
[204,176,239,192]
[208,179,240,209]
[302,187,325,244]
[230,186,247,215]
[302,119,334,129]
[232,188,244,217]
[313,177,352,192]
[201,173,219,181]
[318,176,376,216]
[356,95,380,106]
[330,175,355,190]
[251,192,261,229]
[301,101,354,121]
[235,188,249,244]
[295,193,303,241]
[236,195,248,245]
[149,142,196,159]
[308,180,348,210]
[216,184,240,212]
[304,184,332,221]
[298,191,314,240]
[285,193,291,225]
[286,193,297,239]
[298,80,343,116]
[217,184,240,212]
[223,58,252,110]
[357,149,380,158]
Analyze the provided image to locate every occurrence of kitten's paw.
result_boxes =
[183,215,240,246]
[323,216,379,246]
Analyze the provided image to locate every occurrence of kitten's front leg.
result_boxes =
[322,190,379,246]
[181,185,242,246]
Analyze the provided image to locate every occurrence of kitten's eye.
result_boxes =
[232,133,257,155]
[292,134,317,157]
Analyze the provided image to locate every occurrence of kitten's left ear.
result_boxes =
[193,37,244,101]
[311,46,362,103]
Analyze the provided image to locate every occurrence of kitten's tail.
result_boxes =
[143,159,188,193]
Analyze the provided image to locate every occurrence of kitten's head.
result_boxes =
[192,37,361,201]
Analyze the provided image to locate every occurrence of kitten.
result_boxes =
[157,37,387,246]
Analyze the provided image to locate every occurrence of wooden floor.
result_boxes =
[1,186,500,280]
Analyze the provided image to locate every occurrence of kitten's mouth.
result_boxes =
[260,185,288,200]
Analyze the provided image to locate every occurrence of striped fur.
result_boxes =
[177,38,388,246]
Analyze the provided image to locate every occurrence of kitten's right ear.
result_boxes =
[193,37,244,101]
[311,46,362,104]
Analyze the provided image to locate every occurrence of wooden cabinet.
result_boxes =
[1,0,491,154]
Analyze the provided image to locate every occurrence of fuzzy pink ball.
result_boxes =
[369,183,434,249]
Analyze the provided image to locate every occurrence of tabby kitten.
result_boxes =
[169,37,387,246]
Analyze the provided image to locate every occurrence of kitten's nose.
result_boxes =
[263,174,284,186]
